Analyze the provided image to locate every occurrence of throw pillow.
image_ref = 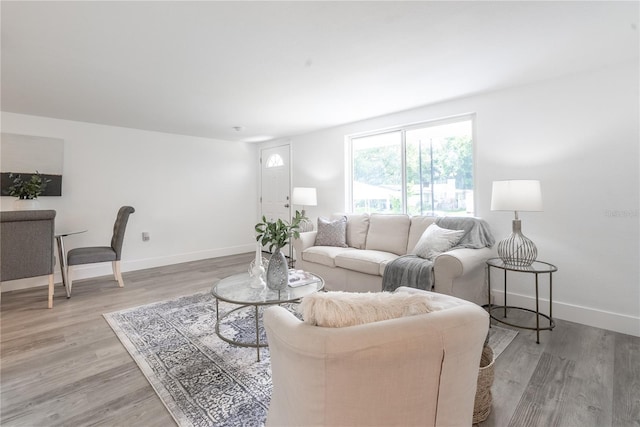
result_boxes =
[331,213,369,249]
[299,290,442,327]
[314,216,348,247]
[411,223,465,260]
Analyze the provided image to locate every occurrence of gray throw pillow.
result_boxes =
[315,216,348,247]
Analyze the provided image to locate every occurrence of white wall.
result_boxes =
[279,61,640,336]
[3,63,637,336]
[1,113,259,291]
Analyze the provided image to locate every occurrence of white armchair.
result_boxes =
[264,288,489,427]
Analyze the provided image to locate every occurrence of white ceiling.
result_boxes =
[2,1,638,143]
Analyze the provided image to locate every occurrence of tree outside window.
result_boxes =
[351,117,474,216]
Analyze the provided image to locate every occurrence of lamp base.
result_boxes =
[297,209,314,232]
[497,219,537,267]
[298,218,314,232]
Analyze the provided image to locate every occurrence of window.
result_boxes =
[350,116,474,216]
[265,153,284,168]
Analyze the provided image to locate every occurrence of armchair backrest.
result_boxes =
[1,210,56,281]
[110,206,135,260]
[264,290,489,427]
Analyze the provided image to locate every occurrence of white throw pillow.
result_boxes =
[411,223,465,260]
[299,290,442,328]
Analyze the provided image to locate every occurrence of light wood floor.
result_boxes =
[1,253,639,426]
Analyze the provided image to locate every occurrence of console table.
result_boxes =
[486,258,557,344]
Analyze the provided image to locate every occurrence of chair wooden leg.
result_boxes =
[48,274,54,308]
[66,266,73,296]
[113,261,124,287]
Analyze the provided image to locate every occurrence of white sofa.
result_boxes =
[293,213,495,305]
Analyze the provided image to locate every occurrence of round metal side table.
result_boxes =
[486,258,558,344]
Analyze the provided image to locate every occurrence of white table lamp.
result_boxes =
[292,187,317,216]
[491,180,543,266]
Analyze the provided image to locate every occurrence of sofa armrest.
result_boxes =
[432,247,495,305]
[293,231,317,255]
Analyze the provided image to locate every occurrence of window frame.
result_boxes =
[347,113,476,216]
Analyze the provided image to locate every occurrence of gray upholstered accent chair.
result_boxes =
[1,210,57,308]
[67,206,135,294]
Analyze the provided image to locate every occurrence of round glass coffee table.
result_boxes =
[211,271,324,361]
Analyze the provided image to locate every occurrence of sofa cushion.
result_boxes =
[302,246,356,267]
[332,213,369,249]
[299,290,442,327]
[365,214,410,255]
[315,216,348,247]
[411,223,465,259]
[335,250,399,275]
[407,215,437,253]
[379,258,395,276]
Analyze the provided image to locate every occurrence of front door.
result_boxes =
[260,145,291,253]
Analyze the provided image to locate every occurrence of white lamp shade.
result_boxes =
[292,187,317,206]
[491,180,543,212]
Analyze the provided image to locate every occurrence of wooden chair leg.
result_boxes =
[48,274,54,308]
[113,261,124,287]
[66,266,73,296]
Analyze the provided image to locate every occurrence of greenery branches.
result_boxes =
[353,135,473,190]
[255,211,304,252]
[8,171,51,199]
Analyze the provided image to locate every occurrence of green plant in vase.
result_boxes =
[255,211,303,290]
[7,171,52,210]
[8,171,51,199]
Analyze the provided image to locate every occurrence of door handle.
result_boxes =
[284,204,290,208]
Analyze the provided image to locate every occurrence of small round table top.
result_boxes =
[486,257,558,273]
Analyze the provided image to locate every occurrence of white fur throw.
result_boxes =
[299,290,443,327]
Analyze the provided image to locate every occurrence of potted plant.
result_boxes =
[255,211,303,290]
[7,171,51,210]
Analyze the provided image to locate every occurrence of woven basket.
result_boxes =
[473,345,495,424]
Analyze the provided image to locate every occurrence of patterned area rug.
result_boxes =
[104,292,517,427]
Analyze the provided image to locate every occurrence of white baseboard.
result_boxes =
[4,252,637,337]
[491,290,640,337]
[0,244,255,293]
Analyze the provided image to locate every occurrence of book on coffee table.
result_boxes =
[288,269,320,287]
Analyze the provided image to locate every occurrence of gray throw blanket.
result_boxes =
[435,216,495,249]
[381,217,495,292]
[382,255,433,292]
